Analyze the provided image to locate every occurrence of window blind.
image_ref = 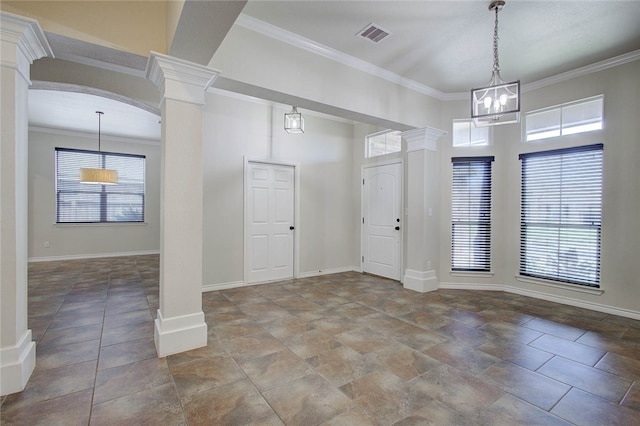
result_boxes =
[519,144,603,287]
[55,148,145,223]
[451,156,494,272]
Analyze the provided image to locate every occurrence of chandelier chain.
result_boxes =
[493,5,500,72]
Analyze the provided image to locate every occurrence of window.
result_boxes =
[451,156,494,272]
[56,148,145,223]
[525,96,603,141]
[452,119,490,147]
[366,130,401,158]
[519,144,603,287]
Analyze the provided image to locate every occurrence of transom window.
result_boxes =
[451,156,494,272]
[452,119,490,147]
[525,95,603,142]
[366,130,402,158]
[519,144,603,287]
[55,148,145,223]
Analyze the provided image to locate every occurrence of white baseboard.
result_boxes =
[154,309,207,357]
[28,250,160,262]
[403,269,438,293]
[297,266,359,279]
[202,281,245,292]
[439,281,640,321]
[0,330,35,396]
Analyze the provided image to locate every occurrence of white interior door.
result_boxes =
[362,162,402,280]
[246,162,295,284]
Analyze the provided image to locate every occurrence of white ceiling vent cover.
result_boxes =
[357,23,391,43]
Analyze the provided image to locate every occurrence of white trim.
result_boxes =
[154,309,207,357]
[244,157,300,284]
[297,266,359,279]
[450,271,495,278]
[0,330,36,396]
[515,275,604,296]
[403,269,438,293]
[439,282,640,321]
[402,127,446,152]
[28,250,159,263]
[202,281,245,292]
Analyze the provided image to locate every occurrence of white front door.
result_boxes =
[362,162,402,280]
[246,162,295,284]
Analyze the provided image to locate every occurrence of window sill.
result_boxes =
[515,275,603,295]
[55,222,148,228]
[450,271,495,278]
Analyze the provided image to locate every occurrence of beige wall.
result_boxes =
[438,60,640,315]
[28,129,161,259]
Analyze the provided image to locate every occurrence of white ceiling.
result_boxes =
[28,90,161,141]
[241,0,640,93]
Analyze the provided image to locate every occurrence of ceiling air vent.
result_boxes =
[357,23,391,43]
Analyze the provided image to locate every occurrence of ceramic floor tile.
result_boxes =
[264,374,354,425]
[90,383,185,425]
[476,341,554,371]
[182,378,281,426]
[166,339,227,367]
[538,355,632,403]
[236,348,313,391]
[370,344,441,381]
[425,342,501,375]
[0,389,93,426]
[595,351,640,380]
[408,364,504,418]
[306,345,380,387]
[394,399,475,426]
[93,357,173,404]
[98,337,157,370]
[283,328,342,358]
[621,381,640,410]
[529,333,606,366]
[522,317,587,341]
[480,361,570,410]
[224,331,289,361]
[34,339,100,371]
[170,354,247,399]
[335,327,395,354]
[576,331,640,360]
[477,393,572,425]
[551,388,639,425]
[480,320,544,345]
[36,323,103,350]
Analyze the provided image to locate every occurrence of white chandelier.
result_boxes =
[471,0,520,126]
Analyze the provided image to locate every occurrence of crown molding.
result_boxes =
[235,13,446,101]
[236,14,640,103]
[29,125,160,145]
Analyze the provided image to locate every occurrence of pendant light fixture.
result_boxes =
[284,106,304,133]
[79,111,118,185]
[471,0,520,126]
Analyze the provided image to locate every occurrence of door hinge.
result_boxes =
[362,217,364,224]
[362,178,365,185]
[362,256,364,262]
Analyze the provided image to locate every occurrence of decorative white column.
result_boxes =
[146,52,219,357]
[402,127,446,293]
[0,12,53,395]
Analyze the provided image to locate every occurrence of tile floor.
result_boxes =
[1,254,640,425]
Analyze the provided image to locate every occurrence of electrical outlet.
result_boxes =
[44,241,50,248]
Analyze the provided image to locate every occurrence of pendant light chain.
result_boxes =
[493,5,500,73]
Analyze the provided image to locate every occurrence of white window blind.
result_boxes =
[55,148,145,223]
[519,144,603,287]
[451,157,493,272]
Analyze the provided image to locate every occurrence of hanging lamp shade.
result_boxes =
[284,106,304,133]
[471,1,520,126]
[80,111,118,185]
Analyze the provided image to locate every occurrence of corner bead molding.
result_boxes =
[146,51,220,106]
[402,127,446,152]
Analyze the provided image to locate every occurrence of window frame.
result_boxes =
[518,144,603,288]
[452,119,491,147]
[365,129,402,158]
[523,95,603,142]
[450,156,494,273]
[55,147,146,224]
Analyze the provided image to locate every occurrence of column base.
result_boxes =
[0,330,35,396]
[403,269,438,293]
[154,309,207,357]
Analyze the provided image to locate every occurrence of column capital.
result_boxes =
[402,127,446,152]
[146,52,220,106]
[1,12,53,77]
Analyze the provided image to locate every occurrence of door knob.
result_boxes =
[290,226,295,230]
[395,226,400,231]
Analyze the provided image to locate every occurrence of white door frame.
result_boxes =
[244,157,300,285]
[361,158,404,282]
